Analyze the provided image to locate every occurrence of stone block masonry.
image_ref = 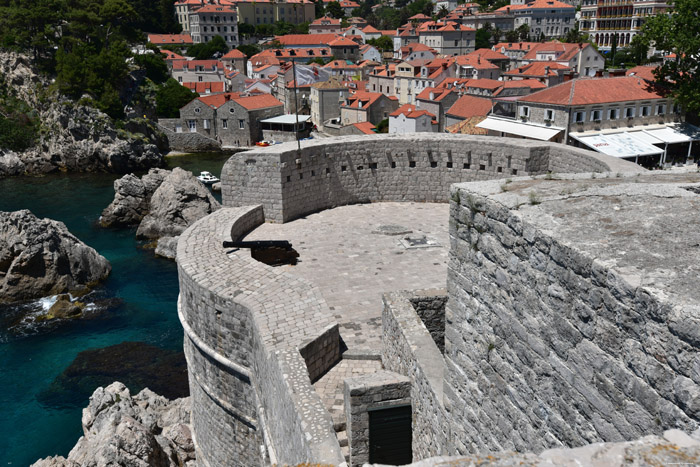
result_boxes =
[221,134,642,223]
[177,206,344,466]
[444,172,700,456]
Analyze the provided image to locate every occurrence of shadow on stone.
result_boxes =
[38,341,188,408]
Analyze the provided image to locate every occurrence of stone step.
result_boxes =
[333,414,346,432]
[341,444,350,463]
[337,429,348,447]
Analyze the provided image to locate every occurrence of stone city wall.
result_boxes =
[177,206,344,466]
[158,121,221,152]
[382,290,449,460]
[444,178,700,456]
[409,292,448,354]
[221,134,640,223]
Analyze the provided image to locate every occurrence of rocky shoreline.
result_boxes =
[32,382,194,467]
[0,52,167,177]
[101,167,220,259]
[0,210,111,305]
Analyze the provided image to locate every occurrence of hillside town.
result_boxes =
[149,0,698,167]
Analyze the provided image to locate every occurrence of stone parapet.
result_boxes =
[221,134,644,223]
[382,290,449,460]
[176,206,343,466]
[444,172,700,455]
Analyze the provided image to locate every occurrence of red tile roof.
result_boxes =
[352,122,377,134]
[390,103,436,119]
[416,87,455,102]
[418,21,475,32]
[160,49,185,61]
[339,0,359,7]
[496,0,574,10]
[183,82,226,93]
[455,55,499,70]
[520,76,666,106]
[493,42,539,52]
[148,33,193,45]
[467,48,509,61]
[520,41,592,62]
[172,59,225,71]
[446,95,492,119]
[234,93,284,110]
[275,34,339,46]
[625,65,658,82]
[504,61,571,77]
[499,79,547,90]
[329,36,360,47]
[466,78,503,90]
[197,93,241,109]
[362,25,380,33]
[222,49,246,59]
[311,15,341,25]
[343,91,396,109]
[193,4,235,13]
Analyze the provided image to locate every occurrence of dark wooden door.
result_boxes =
[368,405,412,465]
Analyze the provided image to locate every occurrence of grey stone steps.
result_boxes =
[337,429,348,447]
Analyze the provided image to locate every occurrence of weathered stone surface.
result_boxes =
[31,382,194,467]
[100,168,169,227]
[154,236,179,259]
[0,210,110,304]
[39,294,85,321]
[136,167,220,239]
[0,51,166,176]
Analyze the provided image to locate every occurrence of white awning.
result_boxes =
[643,123,700,144]
[570,132,663,158]
[260,114,312,124]
[476,117,563,141]
[629,130,664,145]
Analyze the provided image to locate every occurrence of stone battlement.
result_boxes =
[221,134,641,222]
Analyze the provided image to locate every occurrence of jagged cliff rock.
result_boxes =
[0,52,167,176]
[101,167,220,260]
[136,167,221,240]
[0,210,111,304]
[31,382,194,467]
[100,168,170,227]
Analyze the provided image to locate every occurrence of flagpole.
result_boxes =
[291,58,301,155]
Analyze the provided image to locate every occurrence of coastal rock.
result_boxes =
[136,167,220,240]
[31,382,194,467]
[154,236,179,259]
[0,51,166,176]
[0,210,111,304]
[100,168,169,227]
[38,294,85,321]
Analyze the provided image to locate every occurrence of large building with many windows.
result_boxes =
[496,0,576,40]
[579,0,669,49]
[189,4,239,48]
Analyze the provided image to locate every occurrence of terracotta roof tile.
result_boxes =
[520,76,665,106]
[504,61,571,77]
[222,49,246,59]
[148,33,192,45]
[352,122,377,134]
[390,103,436,119]
[446,95,492,119]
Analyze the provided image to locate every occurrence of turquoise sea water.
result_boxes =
[0,153,230,466]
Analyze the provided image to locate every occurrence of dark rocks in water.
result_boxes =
[32,382,194,467]
[99,168,169,227]
[101,167,220,260]
[39,341,188,407]
[36,294,85,321]
[0,210,111,304]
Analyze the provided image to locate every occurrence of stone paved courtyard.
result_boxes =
[245,202,450,354]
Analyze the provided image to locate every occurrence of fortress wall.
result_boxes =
[177,206,344,466]
[443,181,699,456]
[221,134,643,223]
[382,290,449,460]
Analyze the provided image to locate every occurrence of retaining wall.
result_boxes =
[177,206,343,466]
[221,134,642,223]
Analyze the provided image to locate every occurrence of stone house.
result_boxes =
[340,91,398,126]
[503,61,572,86]
[496,0,576,40]
[189,4,239,49]
[172,60,226,84]
[518,41,604,77]
[388,104,438,134]
[415,87,458,131]
[358,44,382,63]
[393,42,437,62]
[418,21,476,56]
[393,24,419,52]
[310,78,350,130]
[226,70,248,93]
[394,58,455,105]
[221,48,247,74]
[444,94,492,128]
[458,10,516,32]
[235,0,314,26]
[328,36,360,62]
[454,54,501,80]
[309,15,342,34]
[368,64,396,97]
[173,92,284,146]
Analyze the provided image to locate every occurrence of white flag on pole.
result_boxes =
[294,64,331,86]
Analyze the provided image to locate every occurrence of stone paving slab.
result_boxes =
[245,202,450,354]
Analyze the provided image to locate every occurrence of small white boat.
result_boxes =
[197,171,220,185]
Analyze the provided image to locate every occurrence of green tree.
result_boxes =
[517,24,530,41]
[156,79,199,118]
[186,35,229,60]
[135,52,169,84]
[629,34,650,66]
[638,0,700,113]
[367,35,394,52]
[238,22,256,38]
[504,29,519,42]
[376,118,388,133]
[436,5,449,18]
[475,28,491,49]
[326,1,344,18]
[237,44,261,58]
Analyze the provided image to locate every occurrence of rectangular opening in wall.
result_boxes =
[479,164,486,171]
[299,173,303,179]
[488,153,492,166]
[369,406,412,465]
[326,167,330,174]
[358,165,364,170]
[311,170,315,176]
[370,162,378,169]
[507,155,512,169]
[497,167,502,173]
[286,175,291,182]
[342,166,347,172]
[430,161,437,168]
[463,163,470,169]
[512,169,518,175]
[446,162,453,168]
[409,161,416,168]
[391,161,397,168]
